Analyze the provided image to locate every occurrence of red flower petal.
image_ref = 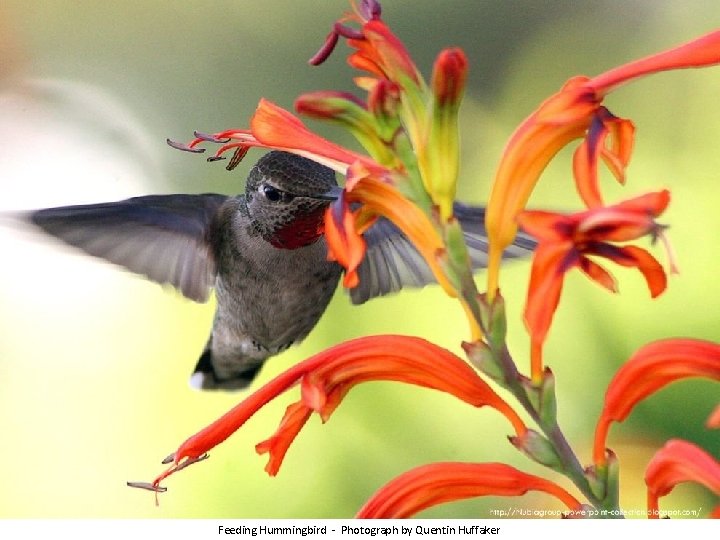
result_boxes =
[517,210,575,242]
[594,339,720,464]
[523,243,575,348]
[590,29,720,96]
[254,403,312,476]
[356,462,582,518]
[578,257,618,293]
[645,439,720,518]
[591,244,666,298]
[250,98,373,172]
[349,19,421,87]
[572,110,635,208]
[324,196,366,288]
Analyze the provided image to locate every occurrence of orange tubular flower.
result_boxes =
[139,335,526,490]
[485,30,720,298]
[645,440,720,519]
[356,462,582,518]
[593,339,720,465]
[518,190,672,381]
[168,99,373,174]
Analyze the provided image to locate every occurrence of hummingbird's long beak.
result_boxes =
[314,185,344,201]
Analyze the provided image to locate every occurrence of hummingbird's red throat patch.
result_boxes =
[269,207,327,249]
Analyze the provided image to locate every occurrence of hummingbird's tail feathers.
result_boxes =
[348,202,537,305]
[27,194,228,302]
[189,341,264,391]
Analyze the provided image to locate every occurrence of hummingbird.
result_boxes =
[26,150,535,391]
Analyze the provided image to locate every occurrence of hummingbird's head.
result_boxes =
[245,151,341,249]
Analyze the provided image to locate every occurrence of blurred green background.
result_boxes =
[0,0,718,519]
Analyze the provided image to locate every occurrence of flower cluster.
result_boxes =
[132,0,720,518]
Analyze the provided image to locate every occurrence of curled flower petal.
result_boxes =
[325,194,366,288]
[645,439,720,518]
[590,244,666,298]
[254,403,312,477]
[572,109,635,208]
[356,462,582,518]
[600,113,635,183]
[594,339,720,465]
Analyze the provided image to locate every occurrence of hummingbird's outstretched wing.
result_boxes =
[349,202,536,304]
[28,194,228,302]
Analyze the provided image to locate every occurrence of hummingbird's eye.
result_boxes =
[260,184,292,202]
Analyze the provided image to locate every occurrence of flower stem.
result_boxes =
[497,346,615,514]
